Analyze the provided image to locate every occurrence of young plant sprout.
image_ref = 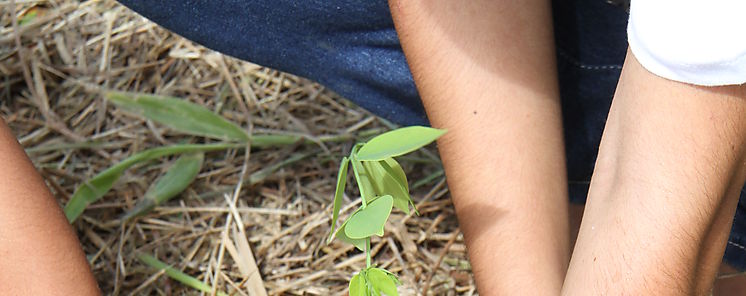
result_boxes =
[328,126,446,296]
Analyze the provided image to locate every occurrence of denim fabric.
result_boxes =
[119,0,746,270]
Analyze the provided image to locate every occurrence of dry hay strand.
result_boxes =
[1,0,474,295]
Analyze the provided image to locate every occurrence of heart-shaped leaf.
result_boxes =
[345,195,394,239]
[356,126,445,161]
[334,218,367,251]
[328,156,349,243]
[367,268,399,296]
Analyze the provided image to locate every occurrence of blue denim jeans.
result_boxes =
[119,0,746,270]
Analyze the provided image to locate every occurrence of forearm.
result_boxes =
[563,51,746,295]
[389,1,568,294]
[0,118,100,295]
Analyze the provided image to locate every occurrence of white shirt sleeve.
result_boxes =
[627,1,746,86]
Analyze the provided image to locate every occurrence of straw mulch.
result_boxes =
[1,1,474,295]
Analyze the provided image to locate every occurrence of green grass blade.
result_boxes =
[356,126,446,161]
[122,153,204,221]
[106,91,250,142]
[64,143,243,222]
[136,253,228,296]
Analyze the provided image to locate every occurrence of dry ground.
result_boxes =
[1,0,474,295]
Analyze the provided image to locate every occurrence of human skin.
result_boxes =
[390,0,746,295]
[0,118,100,295]
[562,51,746,295]
[389,0,569,294]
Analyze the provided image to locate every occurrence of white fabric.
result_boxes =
[627,1,746,86]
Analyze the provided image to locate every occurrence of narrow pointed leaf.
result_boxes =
[64,142,243,222]
[106,91,250,142]
[123,153,204,220]
[383,158,408,191]
[137,253,228,296]
[349,272,367,296]
[363,161,411,214]
[328,156,349,243]
[345,195,394,239]
[351,157,375,205]
[368,268,399,296]
[356,126,446,161]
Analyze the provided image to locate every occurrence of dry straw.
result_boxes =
[1,0,473,294]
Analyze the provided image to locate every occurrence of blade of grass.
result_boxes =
[106,91,250,142]
[411,168,445,190]
[136,253,228,296]
[64,143,243,222]
[122,153,204,221]
[195,151,314,200]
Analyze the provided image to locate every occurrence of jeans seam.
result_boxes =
[557,47,623,71]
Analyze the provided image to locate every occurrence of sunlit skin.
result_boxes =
[0,118,100,295]
[390,0,746,295]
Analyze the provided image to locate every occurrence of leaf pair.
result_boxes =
[328,126,445,244]
[349,268,400,296]
[363,158,414,215]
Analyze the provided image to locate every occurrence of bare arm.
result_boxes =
[563,51,746,295]
[0,118,100,295]
[389,1,569,294]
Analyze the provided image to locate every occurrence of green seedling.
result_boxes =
[65,91,443,295]
[328,126,445,296]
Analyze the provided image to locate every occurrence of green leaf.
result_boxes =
[328,156,349,243]
[378,159,418,214]
[363,160,411,215]
[122,153,204,220]
[349,272,367,296]
[367,268,399,296]
[345,195,394,239]
[351,157,375,206]
[334,218,367,251]
[382,158,408,192]
[106,91,250,142]
[137,253,228,296]
[64,142,243,223]
[356,126,446,161]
